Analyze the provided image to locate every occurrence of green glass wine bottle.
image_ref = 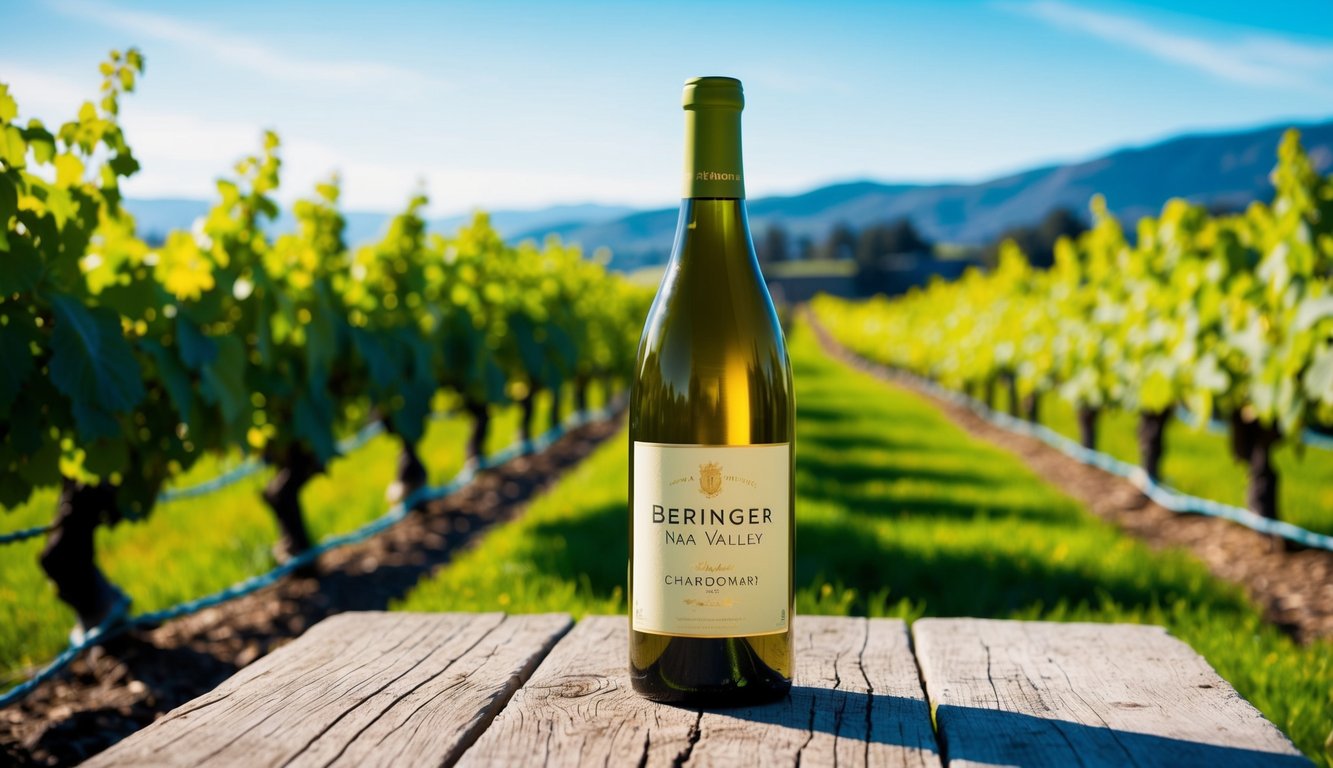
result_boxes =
[628,76,795,705]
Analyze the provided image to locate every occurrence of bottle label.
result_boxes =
[631,441,790,637]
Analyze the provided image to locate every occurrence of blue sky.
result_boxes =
[4,0,1332,214]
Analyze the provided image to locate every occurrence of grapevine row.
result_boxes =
[813,129,1333,524]
[0,50,652,635]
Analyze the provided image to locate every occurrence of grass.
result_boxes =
[0,386,606,689]
[1032,393,1333,537]
[395,319,1333,766]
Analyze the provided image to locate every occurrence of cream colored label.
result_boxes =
[632,442,790,637]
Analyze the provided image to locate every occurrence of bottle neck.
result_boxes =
[682,107,745,199]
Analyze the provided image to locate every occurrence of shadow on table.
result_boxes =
[710,688,1310,767]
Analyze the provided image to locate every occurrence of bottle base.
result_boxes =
[629,673,792,708]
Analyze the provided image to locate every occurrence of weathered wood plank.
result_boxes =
[85,612,571,768]
[912,618,1311,767]
[457,615,940,767]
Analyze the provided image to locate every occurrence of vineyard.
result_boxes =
[3,48,1333,767]
[0,51,648,690]
[812,131,1333,533]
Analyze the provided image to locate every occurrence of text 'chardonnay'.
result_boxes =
[628,76,795,705]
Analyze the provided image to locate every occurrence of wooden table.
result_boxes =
[86,613,1311,767]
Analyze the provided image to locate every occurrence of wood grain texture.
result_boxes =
[457,615,940,767]
[912,618,1311,767]
[84,612,571,768]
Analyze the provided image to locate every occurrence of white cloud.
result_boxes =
[1,61,665,214]
[0,64,90,119]
[5,60,303,199]
[46,0,445,98]
[1004,1,1333,93]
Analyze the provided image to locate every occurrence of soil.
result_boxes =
[0,414,623,767]
[808,312,1333,645]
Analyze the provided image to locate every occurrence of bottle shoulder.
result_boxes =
[631,267,792,444]
[635,262,789,373]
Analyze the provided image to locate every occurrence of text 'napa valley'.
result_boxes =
[652,505,773,547]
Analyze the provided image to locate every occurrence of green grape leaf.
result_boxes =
[257,196,278,222]
[54,154,84,187]
[176,315,218,370]
[200,334,248,435]
[483,357,507,404]
[0,463,35,508]
[0,307,37,413]
[116,463,163,522]
[48,294,145,441]
[107,149,139,178]
[45,186,76,229]
[0,125,25,168]
[22,124,55,165]
[350,327,396,389]
[0,234,42,294]
[304,288,337,377]
[16,430,61,489]
[5,387,45,455]
[509,314,545,377]
[0,86,16,123]
[81,434,128,477]
[548,324,578,368]
[390,376,433,445]
[0,172,15,244]
[141,338,194,425]
[1305,346,1333,405]
[293,384,336,463]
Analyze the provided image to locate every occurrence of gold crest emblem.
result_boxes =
[699,462,722,498]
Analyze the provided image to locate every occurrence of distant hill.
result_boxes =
[125,118,1333,269]
[514,118,1333,271]
[123,198,636,248]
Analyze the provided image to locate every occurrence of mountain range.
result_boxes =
[126,199,637,252]
[126,117,1333,272]
[515,118,1333,270]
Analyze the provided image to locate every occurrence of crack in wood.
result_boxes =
[152,690,233,732]
[634,730,650,768]
[671,711,702,768]
[313,646,476,766]
[278,617,468,767]
[1053,650,1137,765]
[793,691,818,768]
[858,619,874,768]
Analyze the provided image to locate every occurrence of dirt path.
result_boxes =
[807,312,1333,645]
[0,414,623,767]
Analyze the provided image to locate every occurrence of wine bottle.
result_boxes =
[628,76,794,705]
